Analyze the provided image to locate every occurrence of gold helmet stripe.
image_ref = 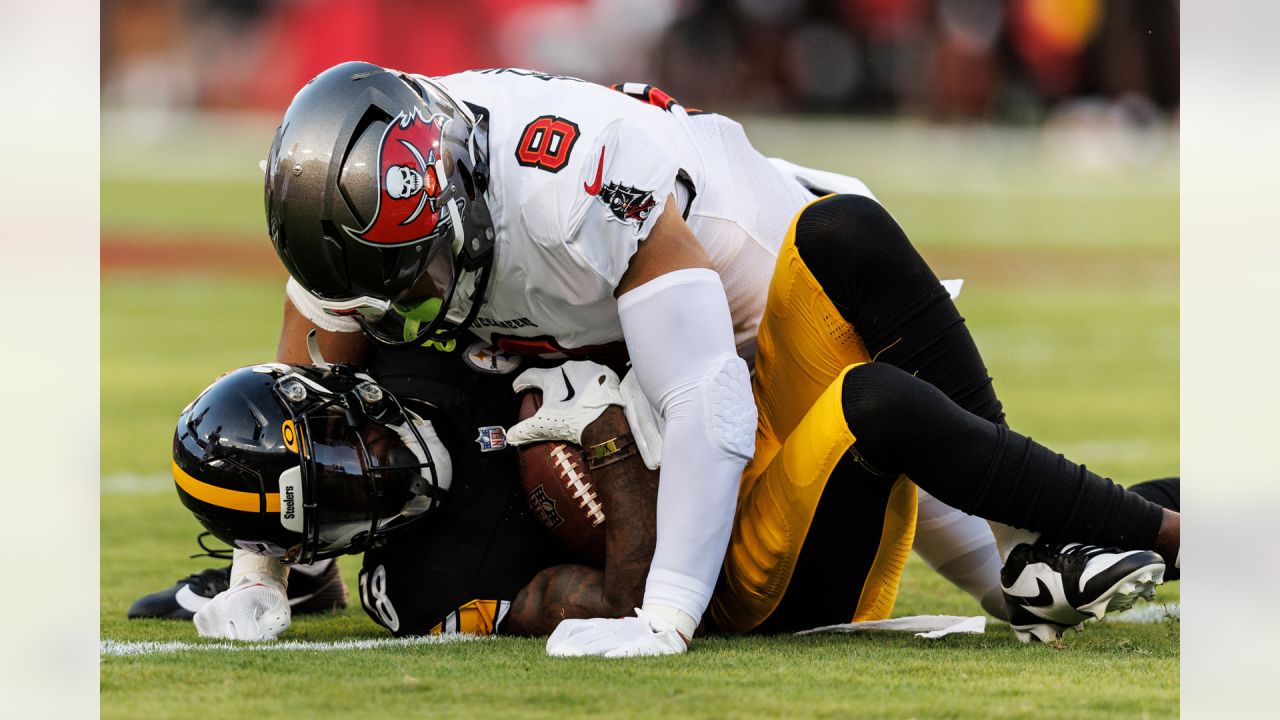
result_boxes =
[172,459,281,514]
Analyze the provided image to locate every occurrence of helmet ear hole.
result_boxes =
[380,247,403,290]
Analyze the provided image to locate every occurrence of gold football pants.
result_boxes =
[708,198,918,634]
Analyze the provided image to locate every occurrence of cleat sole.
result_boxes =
[1011,622,1069,644]
[1078,562,1165,619]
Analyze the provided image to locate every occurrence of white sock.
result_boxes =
[913,490,1007,618]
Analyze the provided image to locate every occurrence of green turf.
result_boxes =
[102,179,267,238]
[101,274,286,476]
[102,120,1178,718]
[102,629,1178,720]
[103,482,1179,719]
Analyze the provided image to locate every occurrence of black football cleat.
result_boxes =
[127,559,347,620]
[128,566,230,620]
[1000,541,1165,643]
[284,558,349,614]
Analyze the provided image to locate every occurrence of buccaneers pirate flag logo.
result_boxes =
[345,108,452,246]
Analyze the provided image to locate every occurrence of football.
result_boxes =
[516,390,607,565]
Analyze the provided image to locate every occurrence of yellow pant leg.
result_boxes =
[742,204,872,494]
[711,365,918,633]
[713,198,918,634]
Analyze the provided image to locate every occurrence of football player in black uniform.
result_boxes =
[149,339,659,640]
[149,343,1179,642]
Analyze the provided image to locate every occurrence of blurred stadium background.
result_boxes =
[101,2,1178,717]
[102,0,1179,254]
[103,0,1177,119]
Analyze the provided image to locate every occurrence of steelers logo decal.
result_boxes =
[464,341,523,375]
[281,419,299,453]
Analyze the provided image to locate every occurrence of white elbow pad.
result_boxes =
[702,354,756,462]
[616,357,757,469]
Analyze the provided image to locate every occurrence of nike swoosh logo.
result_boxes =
[1022,578,1055,607]
[175,584,212,613]
[583,146,606,195]
[560,367,576,402]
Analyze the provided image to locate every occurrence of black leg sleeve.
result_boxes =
[1127,477,1180,512]
[841,362,1166,551]
[794,194,1006,425]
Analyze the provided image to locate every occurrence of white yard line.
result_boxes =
[101,635,485,656]
[101,473,171,495]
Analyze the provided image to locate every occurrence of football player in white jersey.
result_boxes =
[259,62,1179,653]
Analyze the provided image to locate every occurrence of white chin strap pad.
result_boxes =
[285,277,362,333]
[394,412,453,499]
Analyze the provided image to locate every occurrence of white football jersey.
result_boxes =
[291,68,877,355]
[430,69,829,356]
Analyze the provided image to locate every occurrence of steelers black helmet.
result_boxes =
[265,61,495,347]
[172,363,451,564]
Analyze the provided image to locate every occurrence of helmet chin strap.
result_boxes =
[305,329,330,370]
[446,197,466,257]
[413,413,453,495]
[389,410,453,517]
[431,197,493,336]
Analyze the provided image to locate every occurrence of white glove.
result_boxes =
[507,361,623,446]
[546,608,689,658]
[193,573,291,641]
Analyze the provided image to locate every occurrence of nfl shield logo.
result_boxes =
[475,426,508,452]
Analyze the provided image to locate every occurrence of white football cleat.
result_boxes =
[1000,541,1165,643]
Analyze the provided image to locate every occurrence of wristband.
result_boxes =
[585,433,639,469]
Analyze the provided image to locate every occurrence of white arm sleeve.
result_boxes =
[617,268,756,624]
[285,277,362,334]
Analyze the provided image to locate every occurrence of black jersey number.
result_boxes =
[515,115,580,173]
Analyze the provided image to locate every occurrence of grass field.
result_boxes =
[102,116,1178,718]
